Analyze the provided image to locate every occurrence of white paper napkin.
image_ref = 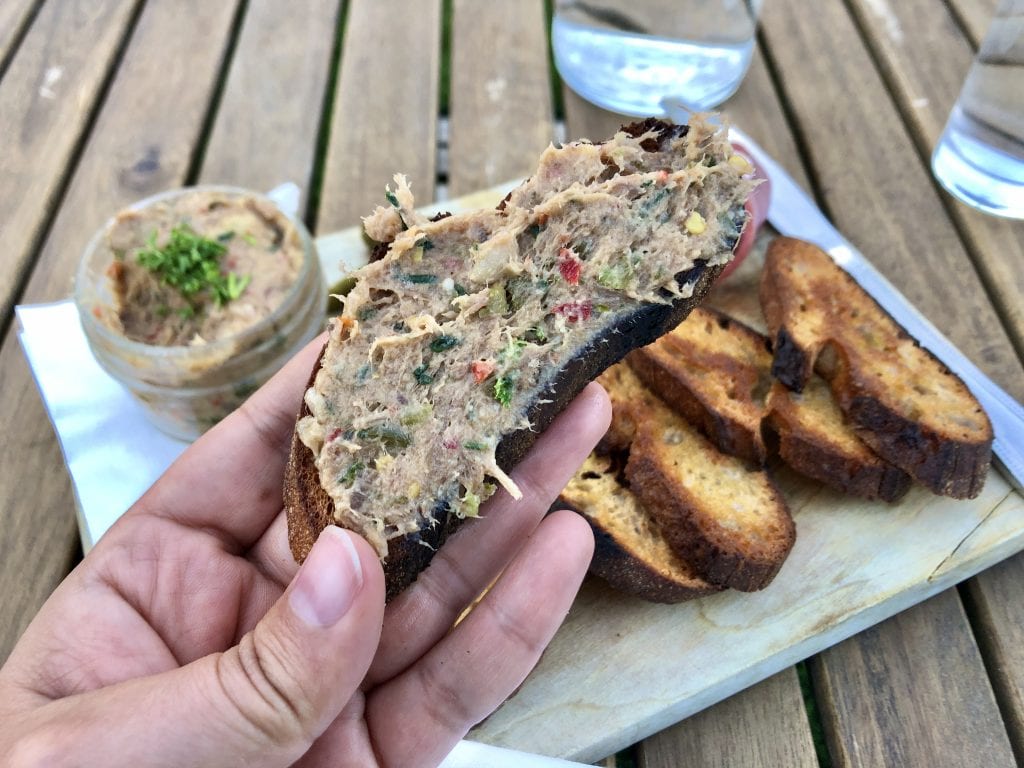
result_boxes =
[17,299,188,548]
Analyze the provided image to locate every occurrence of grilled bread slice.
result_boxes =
[588,363,794,592]
[760,237,992,498]
[285,117,754,599]
[560,453,720,603]
[762,379,912,502]
[628,306,772,464]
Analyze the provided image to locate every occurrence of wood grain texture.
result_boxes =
[0,0,139,324]
[447,0,554,195]
[0,0,240,663]
[0,0,41,72]
[846,0,1024,360]
[963,555,1024,762]
[759,0,1024,401]
[811,589,1015,767]
[638,669,818,768]
[199,0,341,215]
[316,0,441,232]
[946,0,1001,46]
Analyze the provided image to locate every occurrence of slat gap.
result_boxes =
[958,580,1024,766]
[752,25,835,217]
[304,0,349,232]
[183,0,252,186]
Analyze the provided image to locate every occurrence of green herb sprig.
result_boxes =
[136,225,251,311]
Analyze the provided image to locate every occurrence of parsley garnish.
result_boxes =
[136,225,251,310]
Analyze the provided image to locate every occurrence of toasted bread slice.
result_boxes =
[595,363,794,591]
[627,306,772,464]
[286,118,754,599]
[760,237,992,498]
[763,380,912,502]
[559,453,720,603]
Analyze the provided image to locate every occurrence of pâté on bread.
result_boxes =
[284,117,756,599]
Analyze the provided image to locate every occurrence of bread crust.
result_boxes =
[622,434,790,593]
[558,493,720,604]
[760,237,993,499]
[762,381,912,502]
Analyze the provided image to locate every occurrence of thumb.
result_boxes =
[20,527,386,767]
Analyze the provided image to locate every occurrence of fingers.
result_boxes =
[365,382,611,686]
[9,528,385,768]
[131,333,326,551]
[366,510,594,768]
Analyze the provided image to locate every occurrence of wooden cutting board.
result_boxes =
[320,183,1024,764]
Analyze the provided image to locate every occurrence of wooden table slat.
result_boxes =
[447,0,554,195]
[198,0,342,217]
[638,669,819,768]
[0,0,42,75]
[811,589,1016,767]
[317,0,442,231]
[0,0,243,662]
[0,0,141,326]
[846,0,1024,361]
[963,556,1024,761]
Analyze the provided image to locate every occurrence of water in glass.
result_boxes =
[552,0,763,116]
[931,0,1024,219]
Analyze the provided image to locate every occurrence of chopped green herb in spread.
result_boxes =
[429,334,460,353]
[493,376,514,407]
[413,364,433,385]
[136,224,251,308]
[356,424,412,449]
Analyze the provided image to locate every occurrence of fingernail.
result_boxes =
[289,527,364,627]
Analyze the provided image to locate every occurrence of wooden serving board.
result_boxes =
[319,183,1024,764]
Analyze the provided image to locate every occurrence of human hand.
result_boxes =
[0,337,610,767]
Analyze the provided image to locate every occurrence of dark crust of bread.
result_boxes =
[624,433,795,592]
[761,385,912,502]
[626,309,770,464]
[557,494,721,603]
[760,237,993,499]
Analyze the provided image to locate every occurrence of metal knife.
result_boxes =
[730,127,1024,494]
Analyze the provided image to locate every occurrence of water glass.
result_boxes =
[931,0,1024,219]
[551,0,764,116]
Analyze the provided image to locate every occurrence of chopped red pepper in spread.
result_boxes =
[471,360,495,382]
[553,300,592,322]
[558,247,581,285]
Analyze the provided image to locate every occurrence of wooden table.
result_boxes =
[2,1,1022,765]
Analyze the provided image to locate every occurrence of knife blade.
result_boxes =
[730,127,1024,494]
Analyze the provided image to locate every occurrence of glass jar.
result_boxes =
[75,186,326,441]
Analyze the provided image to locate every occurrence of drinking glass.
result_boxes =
[551,0,764,116]
[931,0,1024,219]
